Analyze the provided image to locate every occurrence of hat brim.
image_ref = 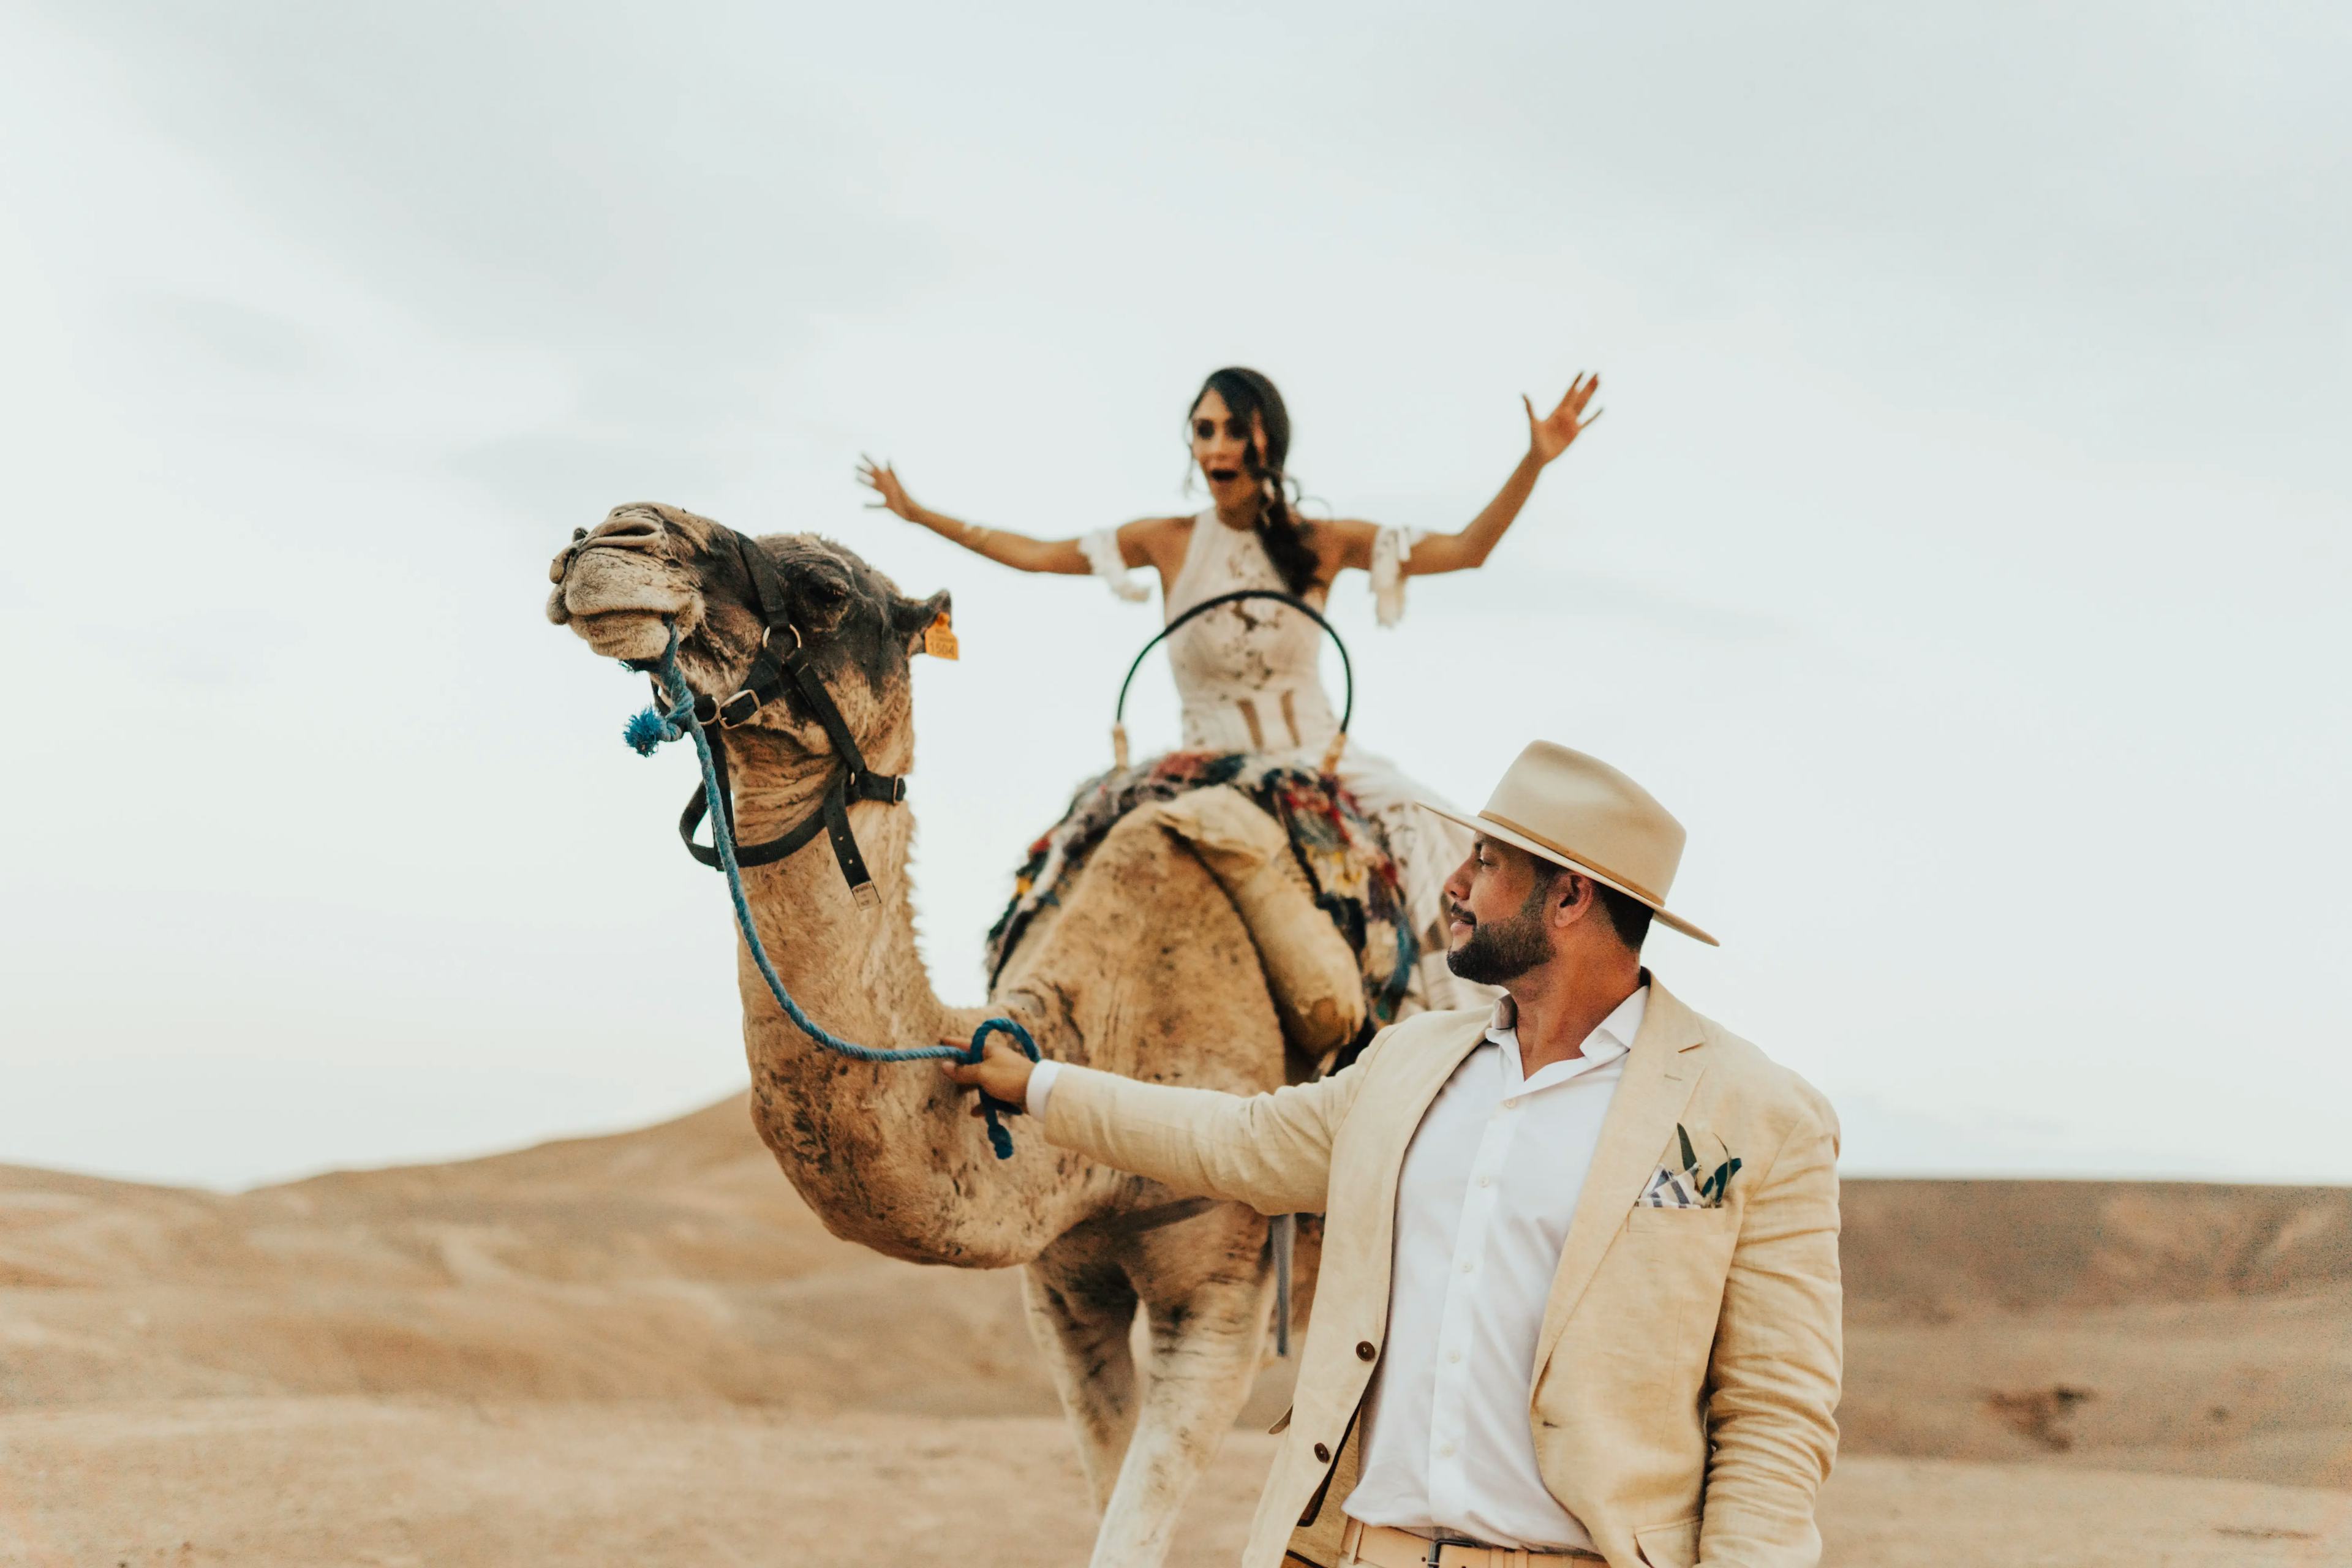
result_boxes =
[1417,801,1721,948]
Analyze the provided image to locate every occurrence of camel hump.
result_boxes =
[1145,785,1368,1058]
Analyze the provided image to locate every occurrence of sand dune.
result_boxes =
[7,1404,2350,1568]
[2,1095,2346,1565]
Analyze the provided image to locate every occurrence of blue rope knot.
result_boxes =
[625,625,1039,1158]
[624,701,685,756]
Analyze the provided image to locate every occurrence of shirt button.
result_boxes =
[1355,1341,1377,1361]
[1477,1175,1492,1188]
[1313,1442,1332,1463]
[1447,1350,1462,1364]
[1460,1261,1475,1274]
[1503,1098,1520,1110]
[1439,1442,1457,1458]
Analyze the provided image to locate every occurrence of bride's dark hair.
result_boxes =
[1190,367,1319,598]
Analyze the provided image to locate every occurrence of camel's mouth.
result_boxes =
[550,543,697,660]
[569,609,678,662]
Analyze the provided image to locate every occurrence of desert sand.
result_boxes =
[3,1095,2347,1566]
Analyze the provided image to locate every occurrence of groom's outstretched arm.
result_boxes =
[943,1035,1388,1215]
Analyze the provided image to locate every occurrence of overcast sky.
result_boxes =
[4,2,2347,1189]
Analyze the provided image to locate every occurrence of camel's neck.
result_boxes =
[725,727,949,1047]
[717,728,1050,1265]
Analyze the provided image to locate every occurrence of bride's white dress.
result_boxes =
[1084,513,1493,1014]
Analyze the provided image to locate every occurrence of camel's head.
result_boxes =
[548,502,949,769]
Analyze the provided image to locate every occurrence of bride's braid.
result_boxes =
[1194,368,1319,598]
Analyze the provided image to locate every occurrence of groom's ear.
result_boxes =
[1546,866,1596,927]
[892,589,952,655]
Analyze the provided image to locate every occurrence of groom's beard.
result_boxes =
[1445,897,1553,986]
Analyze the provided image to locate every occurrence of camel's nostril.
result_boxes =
[556,516,665,582]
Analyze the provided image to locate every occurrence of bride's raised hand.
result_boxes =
[857,455,921,522]
[1523,373,1603,467]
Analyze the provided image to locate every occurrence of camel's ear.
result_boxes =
[892,589,953,657]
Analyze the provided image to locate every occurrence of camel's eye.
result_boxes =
[796,569,854,625]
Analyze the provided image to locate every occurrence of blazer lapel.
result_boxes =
[1350,1008,1496,1313]
[1267,1009,1491,1451]
[1373,1011,1494,1184]
[1533,979,1709,1372]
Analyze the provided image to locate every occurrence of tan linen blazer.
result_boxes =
[1041,978,1841,1568]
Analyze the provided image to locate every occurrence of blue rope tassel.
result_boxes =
[626,626,1038,1158]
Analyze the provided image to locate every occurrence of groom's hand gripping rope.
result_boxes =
[940,1029,1042,1114]
[623,623,1040,1158]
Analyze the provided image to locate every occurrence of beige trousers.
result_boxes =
[1336,1518,1608,1568]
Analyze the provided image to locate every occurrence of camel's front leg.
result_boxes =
[1089,1204,1276,1568]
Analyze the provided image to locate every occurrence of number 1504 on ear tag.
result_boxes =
[924,610,960,660]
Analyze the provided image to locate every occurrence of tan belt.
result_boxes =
[1342,1519,1605,1568]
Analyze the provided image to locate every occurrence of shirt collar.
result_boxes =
[1487,974,1649,1038]
[1486,985,1649,1096]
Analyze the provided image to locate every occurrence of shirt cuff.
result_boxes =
[1025,1058,1063,1120]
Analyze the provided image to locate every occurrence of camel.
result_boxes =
[546,502,1368,1568]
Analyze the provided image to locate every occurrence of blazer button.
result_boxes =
[1313,1442,1332,1463]
[1355,1341,1377,1361]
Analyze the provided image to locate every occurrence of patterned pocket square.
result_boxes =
[1640,1124,1744,1210]
[1640,1164,1709,1209]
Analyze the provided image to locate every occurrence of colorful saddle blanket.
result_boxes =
[984,751,1420,1032]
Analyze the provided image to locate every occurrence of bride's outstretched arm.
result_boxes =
[856,456,1167,577]
[1319,372,1604,578]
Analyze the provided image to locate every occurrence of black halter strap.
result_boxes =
[666,528,906,907]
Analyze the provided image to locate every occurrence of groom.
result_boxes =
[948,742,1842,1568]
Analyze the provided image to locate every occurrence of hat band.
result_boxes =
[1480,810,1668,906]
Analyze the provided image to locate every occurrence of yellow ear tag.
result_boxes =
[922,610,960,660]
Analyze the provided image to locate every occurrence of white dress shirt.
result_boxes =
[1347,986,1643,1551]
[1027,986,1646,1552]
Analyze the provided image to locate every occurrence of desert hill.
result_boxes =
[2,1095,2346,1566]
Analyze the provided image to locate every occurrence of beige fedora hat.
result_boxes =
[1421,741,1718,946]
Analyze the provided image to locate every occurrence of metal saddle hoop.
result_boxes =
[1110,588,1355,775]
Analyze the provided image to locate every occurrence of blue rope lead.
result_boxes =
[627,626,1038,1159]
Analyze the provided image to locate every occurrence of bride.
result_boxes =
[858,365,1602,1011]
